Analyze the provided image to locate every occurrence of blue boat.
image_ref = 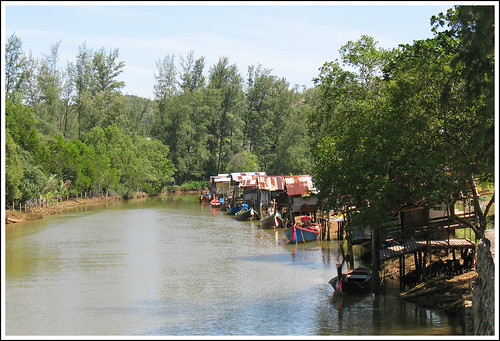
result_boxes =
[227,203,248,215]
[284,216,320,243]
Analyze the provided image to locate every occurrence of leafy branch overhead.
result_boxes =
[311,5,495,239]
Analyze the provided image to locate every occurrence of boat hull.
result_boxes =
[199,195,211,203]
[260,213,283,229]
[329,267,372,295]
[284,225,320,243]
[234,208,257,221]
[210,199,221,208]
[227,204,248,215]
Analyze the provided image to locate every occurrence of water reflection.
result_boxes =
[5,195,464,336]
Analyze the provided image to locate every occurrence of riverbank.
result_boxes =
[5,195,124,224]
[5,189,201,224]
[382,255,476,334]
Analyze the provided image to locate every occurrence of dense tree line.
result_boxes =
[4,6,494,230]
[310,5,495,240]
[4,35,314,208]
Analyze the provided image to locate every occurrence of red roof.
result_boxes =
[257,175,285,191]
[284,175,315,196]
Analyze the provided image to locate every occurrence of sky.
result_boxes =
[0,1,492,99]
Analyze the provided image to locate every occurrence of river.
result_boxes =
[4,195,465,336]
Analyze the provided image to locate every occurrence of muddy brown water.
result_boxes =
[4,195,466,336]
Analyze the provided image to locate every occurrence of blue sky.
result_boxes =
[2,1,475,99]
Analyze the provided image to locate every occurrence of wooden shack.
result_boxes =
[256,175,285,218]
[375,204,477,291]
[282,175,318,227]
[228,172,266,208]
[210,174,231,199]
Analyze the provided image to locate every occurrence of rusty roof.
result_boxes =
[257,175,285,191]
[284,175,316,196]
[231,172,266,181]
[231,172,266,187]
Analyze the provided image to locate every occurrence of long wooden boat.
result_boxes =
[284,224,320,242]
[329,266,372,295]
[260,213,283,229]
[284,216,320,242]
[234,208,258,221]
[227,204,248,215]
[199,193,212,203]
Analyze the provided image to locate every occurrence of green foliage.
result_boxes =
[179,180,210,191]
[225,151,260,173]
[5,132,24,204]
[5,95,41,155]
[17,147,48,203]
[5,35,334,207]
[5,33,28,97]
[311,6,495,238]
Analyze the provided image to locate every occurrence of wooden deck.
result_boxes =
[379,238,475,261]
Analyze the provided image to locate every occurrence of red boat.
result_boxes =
[210,197,221,208]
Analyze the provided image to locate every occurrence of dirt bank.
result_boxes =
[4,190,202,224]
[5,195,123,224]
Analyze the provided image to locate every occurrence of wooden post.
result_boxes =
[327,212,331,241]
[371,226,380,293]
[426,232,431,279]
[399,255,404,291]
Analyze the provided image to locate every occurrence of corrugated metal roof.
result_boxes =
[231,172,266,182]
[257,175,285,191]
[379,238,475,261]
[284,175,316,196]
[210,174,231,183]
[239,179,258,187]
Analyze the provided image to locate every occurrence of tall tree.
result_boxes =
[90,47,125,96]
[4,33,27,98]
[71,42,93,140]
[179,50,206,92]
[207,56,244,175]
[36,40,63,135]
[429,5,495,237]
[245,64,294,171]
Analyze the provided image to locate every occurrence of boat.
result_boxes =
[234,207,258,221]
[329,266,372,295]
[199,192,212,203]
[260,212,283,229]
[210,197,221,207]
[283,216,320,242]
[227,203,248,215]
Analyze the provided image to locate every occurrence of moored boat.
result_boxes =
[199,192,212,203]
[234,207,258,221]
[260,212,283,229]
[227,203,248,215]
[283,216,320,242]
[329,266,372,295]
[210,197,221,207]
